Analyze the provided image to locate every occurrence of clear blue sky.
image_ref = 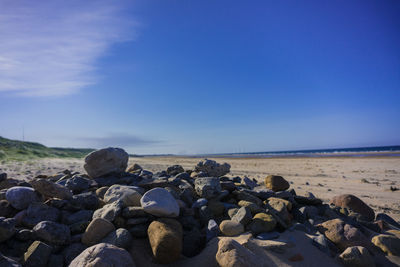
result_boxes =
[0,0,399,154]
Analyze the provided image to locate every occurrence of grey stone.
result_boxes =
[6,186,41,210]
[122,206,147,218]
[33,221,71,245]
[93,201,123,222]
[62,210,93,225]
[84,147,129,178]
[63,176,91,193]
[30,179,72,200]
[194,177,221,199]
[103,184,142,207]
[141,187,180,217]
[195,159,230,177]
[62,243,87,265]
[22,202,60,227]
[101,228,132,249]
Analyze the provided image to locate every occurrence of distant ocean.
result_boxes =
[206,145,400,158]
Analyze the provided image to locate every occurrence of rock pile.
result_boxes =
[0,147,399,266]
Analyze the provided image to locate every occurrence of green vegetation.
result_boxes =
[0,136,94,161]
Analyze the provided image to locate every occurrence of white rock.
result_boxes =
[140,188,179,217]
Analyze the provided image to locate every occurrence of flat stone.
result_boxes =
[30,179,72,200]
[141,187,179,217]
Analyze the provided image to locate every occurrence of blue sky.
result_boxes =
[0,0,399,154]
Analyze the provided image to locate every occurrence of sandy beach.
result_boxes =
[1,156,399,221]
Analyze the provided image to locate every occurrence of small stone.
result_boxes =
[68,192,99,210]
[248,213,277,234]
[148,218,183,264]
[167,165,185,176]
[6,186,41,210]
[228,208,239,219]
[371,234,400,256]
[141,187,179,217]
[264,175,289,192]
[101,228,132,249]
[220,220,244,236]
[30,179,72,200]
[84,147,129,178]
[69,243,135,267]
[127,163,142,173]
[96,186,109,199]
[33,221,71,245]
[207,219,219,241]
[339,246,375,267]
[23,241,52,267]
[82,218,115,246]
[232,206,252,226]
[194,177,221,199]
[128,224,148,238]
[92,200,122,221]
[64,176,91,193]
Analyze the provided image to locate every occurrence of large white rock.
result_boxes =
[84,147,129,178]
[140,188,179,217]
[69,243,135,267]
[103,185,142,207]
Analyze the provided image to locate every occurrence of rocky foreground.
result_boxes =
[0,148,400,266]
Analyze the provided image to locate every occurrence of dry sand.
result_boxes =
[1,156,399,221]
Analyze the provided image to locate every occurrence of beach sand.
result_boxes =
[1,156,399,221]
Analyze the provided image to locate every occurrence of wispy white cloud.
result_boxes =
[0,0,135,96]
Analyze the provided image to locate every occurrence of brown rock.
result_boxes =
[82,218,115,246]
[220,220,245,236]
[216,238,261,267]
[30,179,72,200]
[264,175,289,192]
[331,194,375,221]
[317,219,369,250]
[147,218,182,264]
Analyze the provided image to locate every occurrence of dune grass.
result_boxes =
[0,136,94,161]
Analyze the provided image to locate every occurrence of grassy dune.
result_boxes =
[0,136,94,161]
